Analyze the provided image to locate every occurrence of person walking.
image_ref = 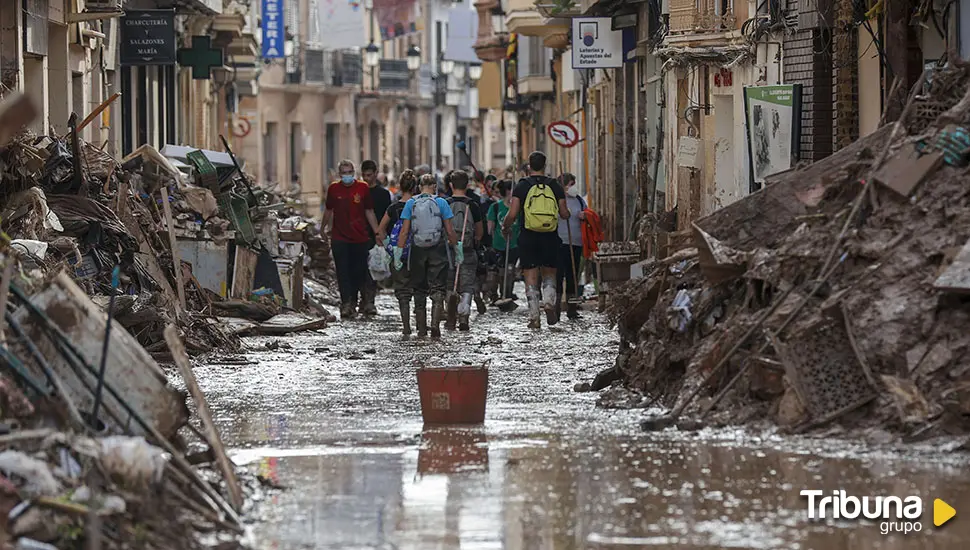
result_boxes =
[359,159,391,316]
[556,173,586,320]
[501,151,569,329]
[377,169,417,336]
[393,174,459,338]
[445,170,484,331]
[478,176,499,304]
[486,179,519,303]
[323,159,381,320]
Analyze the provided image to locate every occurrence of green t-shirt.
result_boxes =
[487,200,519,250]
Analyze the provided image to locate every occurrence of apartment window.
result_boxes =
[528,37,548,77]
[326,123,340,179]
[290,123,303,182]
[264,122,278,184]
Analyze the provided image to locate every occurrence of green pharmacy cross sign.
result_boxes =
[178,36,224,80]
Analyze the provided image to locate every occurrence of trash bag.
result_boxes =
[368,246,392,281]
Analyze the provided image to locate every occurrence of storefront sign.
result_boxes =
[743,84,804,190]
[120,10,177,66]
[571,17,623,69]
[261,0,285,58]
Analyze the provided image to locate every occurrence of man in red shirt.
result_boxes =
[322,159,381,319]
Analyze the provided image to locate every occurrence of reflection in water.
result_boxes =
[190,293,970,549]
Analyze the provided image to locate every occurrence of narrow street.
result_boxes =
[190,290,970,550]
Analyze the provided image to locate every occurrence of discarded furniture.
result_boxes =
[592,241,641,312]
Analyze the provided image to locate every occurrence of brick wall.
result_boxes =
[783,0,834,162]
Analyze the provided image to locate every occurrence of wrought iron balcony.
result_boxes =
[303,49,363,87]
[378,59,411,92]
[669,0,737,34]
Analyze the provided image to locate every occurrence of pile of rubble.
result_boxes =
[607,62,970,441]
[0,92,335,546]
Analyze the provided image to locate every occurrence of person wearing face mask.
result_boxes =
[556,173,586,320]
[322,159,381,320]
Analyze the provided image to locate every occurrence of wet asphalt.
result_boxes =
[189,289,970,549]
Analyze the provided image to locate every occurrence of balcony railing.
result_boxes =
[304,49,363,87]
[669,0,737,34]
[378,59,410,92]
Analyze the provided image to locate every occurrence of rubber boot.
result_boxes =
[474,292,487,314]
[458,293,473,331]
[542,276,558,326]
[340,303,356,320]
[445,294,458,331]
[567,302,581,320]
[431,297,444,338]
[415,300,428,338]
[526,286,541,329]
[484,271,499,303]
[398,298,412,336]
[555,294,563,322]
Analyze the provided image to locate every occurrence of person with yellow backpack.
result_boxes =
[501,151,570,329]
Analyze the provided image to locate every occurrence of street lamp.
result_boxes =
[364,41,380,68]
[468,62,483,81]
[406,44,421,72]
[440,55,455,76]
[491,5,507,34]
[453,62,466,80]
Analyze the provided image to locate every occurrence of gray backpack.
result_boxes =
[410,195,443,248]
[449,199,475,249]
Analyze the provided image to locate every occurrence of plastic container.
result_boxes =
[416,365,488,424]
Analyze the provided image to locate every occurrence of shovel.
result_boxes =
[447,200,472,324]
[493,244,518,312]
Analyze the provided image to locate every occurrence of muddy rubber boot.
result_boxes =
[554,294,563,322]
[398,298,412,336]
[567,302,581,320]
[431,298,444,338]
[340,303,356,320]
[458,293,473,331]
[415,302,428,338]
[362,285,378,316]
[542,277,558,326]
[526,286,541,329]
[445,294,458,331]
[474,292,487,314]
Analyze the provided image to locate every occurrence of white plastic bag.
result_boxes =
[368,246,392,281]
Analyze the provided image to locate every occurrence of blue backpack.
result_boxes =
[386,217,412,260]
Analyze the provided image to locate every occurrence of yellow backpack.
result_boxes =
[523,178,559,232]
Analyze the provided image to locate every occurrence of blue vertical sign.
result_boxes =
[261,0,284,59]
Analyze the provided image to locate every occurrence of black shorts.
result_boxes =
[518,230,562,269]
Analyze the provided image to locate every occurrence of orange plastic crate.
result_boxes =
[416,365,488,424]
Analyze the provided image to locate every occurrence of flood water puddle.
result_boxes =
[190,293,970,549]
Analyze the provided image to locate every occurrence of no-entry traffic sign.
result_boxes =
[548,120,580,148]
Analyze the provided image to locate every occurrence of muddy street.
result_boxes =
[188,291,970,549]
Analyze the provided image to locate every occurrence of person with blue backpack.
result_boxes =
[377,169,418,336]
[394,174,460,338]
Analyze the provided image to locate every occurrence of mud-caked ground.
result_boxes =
[185,290,970,549]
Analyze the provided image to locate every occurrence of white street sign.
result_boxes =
[571,17,624,69]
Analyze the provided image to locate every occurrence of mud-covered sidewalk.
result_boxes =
[191,292,970,549]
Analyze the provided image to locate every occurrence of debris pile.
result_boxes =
[0,92,331,547]
[607,62,970,440]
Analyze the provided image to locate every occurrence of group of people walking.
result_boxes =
[321,150,592,337]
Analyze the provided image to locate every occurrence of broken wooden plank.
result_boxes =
[872,142,944,197]
[164,325,244,513]
[231,247,258,299]
[240,313,328,336]
[12,272,188,438]
[934,237,970,293]
[161,187,187,311]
